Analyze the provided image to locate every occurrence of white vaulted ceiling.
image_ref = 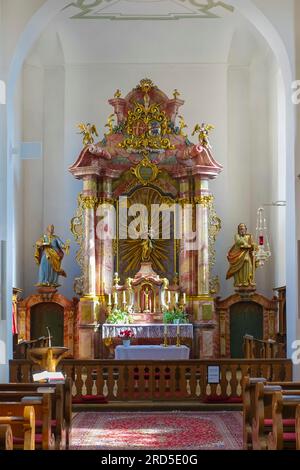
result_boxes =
[25,0,268,66]
[63,0,235,20]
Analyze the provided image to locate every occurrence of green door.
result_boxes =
[230,302,263,358]
[30,303,64,346]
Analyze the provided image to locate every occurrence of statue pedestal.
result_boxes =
[36,286,58,295]
[234,285,256,298]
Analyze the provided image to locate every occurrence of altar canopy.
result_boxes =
[69,79,223,360]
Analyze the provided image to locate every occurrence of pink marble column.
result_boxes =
[96,177,114,296]
[194,178,210,296]
[179,178,196,295]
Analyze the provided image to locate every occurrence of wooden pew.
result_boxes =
[252,382,300,450]
[242,376,300,450]
[0,406,35,450]
[0,425,13,450]
[0,380,72,449]
[296,404,300,449]
[242,376,266,450]
[267,392,300,450]
[0,392,52,449]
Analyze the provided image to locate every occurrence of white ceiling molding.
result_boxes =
[63,0,235,20]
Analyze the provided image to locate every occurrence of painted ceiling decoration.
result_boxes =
[63,0,235,20]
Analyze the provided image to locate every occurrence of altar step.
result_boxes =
[72,401,242,412]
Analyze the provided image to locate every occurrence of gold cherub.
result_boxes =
[77,123,99,147]
[192,123,215,149]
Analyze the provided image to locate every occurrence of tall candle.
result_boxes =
[114,292,118,305]
[108,293,112,305]
[123,291,126,303]
[167,291,171,304]
[183,293,187,305]
[175,292,179,304]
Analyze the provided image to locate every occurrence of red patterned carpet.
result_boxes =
[70,411,242,450]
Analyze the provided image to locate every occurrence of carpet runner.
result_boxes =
[70,411,242,450]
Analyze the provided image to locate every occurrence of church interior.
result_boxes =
[1,0,300,454]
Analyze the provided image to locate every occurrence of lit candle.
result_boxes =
[123,291,126,304]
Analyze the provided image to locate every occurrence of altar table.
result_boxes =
[115,345,190,360]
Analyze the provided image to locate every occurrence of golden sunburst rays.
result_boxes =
[120,238,169,273]
[118,187,174,275]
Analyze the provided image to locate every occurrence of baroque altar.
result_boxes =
[69,78,223,359]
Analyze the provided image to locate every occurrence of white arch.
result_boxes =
[5,0,297,367]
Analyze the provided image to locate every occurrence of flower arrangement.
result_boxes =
[118,329,134,340]
[107,307,133,325]
[163,307,188,324]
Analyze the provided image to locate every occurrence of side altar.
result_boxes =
[69,79,223,359]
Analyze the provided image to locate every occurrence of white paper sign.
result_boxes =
[207,365,220,384]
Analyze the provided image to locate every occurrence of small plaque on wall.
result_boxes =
[207,365,220,384]
[202,304,213,320]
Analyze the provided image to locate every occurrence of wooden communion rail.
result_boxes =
[10,359,292,403]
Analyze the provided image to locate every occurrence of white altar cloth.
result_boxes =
[115,345,190,360]
[102,323,193,339]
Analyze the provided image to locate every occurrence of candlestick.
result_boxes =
[163,324,168,347]
[176,324,180,347]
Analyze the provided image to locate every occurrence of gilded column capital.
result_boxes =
[80,195,99,209]
[194,195,214,208]
[177,197,191,206]
[98,197,115,206]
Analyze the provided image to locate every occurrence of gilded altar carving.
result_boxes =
[118,186,175,279]
[194,195,214,208]
[208,198,221,295]
[71,194,85,294]
[80,195,99,209]
[119,84,175,152]
[131,154,161,186]
[69,79,223,359]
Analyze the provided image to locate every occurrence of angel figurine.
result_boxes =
[77,123,99,146]
[192,123,215,149]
